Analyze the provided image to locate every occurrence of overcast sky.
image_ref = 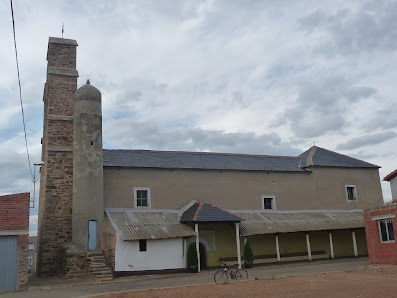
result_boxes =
[1,0,396,234]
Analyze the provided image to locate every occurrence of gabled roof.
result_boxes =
[103,146,379,171]
[103,149,306,172]
[180,202,242,223]
[232,209,364,236]
[384,169,397,181]
[105,208,196,240]
[299,146,379,168]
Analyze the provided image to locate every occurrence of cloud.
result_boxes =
[336,131,397,150]
[299,1,397,55]
[362,108,397,132]
[0,0,396,206]
[0,132,41,197]
[273,76,377,138]
[104,118,301,156]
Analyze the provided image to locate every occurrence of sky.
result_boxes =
[0,0,396,235]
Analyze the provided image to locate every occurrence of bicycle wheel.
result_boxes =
[235,269,248,280]
[214,270,228,283]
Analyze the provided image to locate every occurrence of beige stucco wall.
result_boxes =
[103,166,383,211]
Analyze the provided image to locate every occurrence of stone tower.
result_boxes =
[72,81,104,251]
[37,37,78,276]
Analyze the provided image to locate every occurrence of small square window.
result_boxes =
[134,187,151,208]
[345,185,358,201]
[136,190,148,207]
[264,198,273,209]
[378,219,395,243]
[262,196,276,210]
[139,239,147,251]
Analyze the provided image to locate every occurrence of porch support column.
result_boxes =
[183,238,187,268]
[328,232,334,259]
[352,231,358,257]
[275,234,281,263]
[195,223,200,272]
[244,237,247,246]
[305,233,312,261]
[235,223,242,269]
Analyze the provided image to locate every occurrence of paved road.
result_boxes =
[2,258,369,298]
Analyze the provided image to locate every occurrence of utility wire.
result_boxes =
[10,0,34,179]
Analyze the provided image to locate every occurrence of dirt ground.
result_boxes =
[94,266,397,298]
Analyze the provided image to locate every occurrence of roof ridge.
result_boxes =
[307,146,316,166]
[193,202,203,221]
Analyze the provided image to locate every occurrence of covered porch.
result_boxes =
[182,207,367,268]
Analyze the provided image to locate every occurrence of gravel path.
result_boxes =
[93,266,397,298]
[2,258,372,297]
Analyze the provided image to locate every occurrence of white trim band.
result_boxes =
[0,230,29,236]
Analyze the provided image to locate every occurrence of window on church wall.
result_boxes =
[345,185,358,202]
[262,195,276,210]
[137,190,147,206]
[134,187,151,208]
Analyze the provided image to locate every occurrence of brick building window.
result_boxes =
[134,187,151,208]
[378,219,395,243]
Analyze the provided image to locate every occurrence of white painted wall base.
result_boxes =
[115,236,184,271]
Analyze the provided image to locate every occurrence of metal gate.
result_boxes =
[0,235,18,291]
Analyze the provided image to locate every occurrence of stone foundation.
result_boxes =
[17,235,29,290]
[59,244,89,279]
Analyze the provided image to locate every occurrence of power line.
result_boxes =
[10,0,34,179]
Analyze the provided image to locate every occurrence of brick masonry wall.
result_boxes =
[47,120,73,147]
[37,38,77,276]
[0,193,29,231]
[0,193,29,291]
[58,246,88,279]
[364,207,397,264]
[47,74,76,116]
[38,151,73,275]
[48,43,76,69]
[18,235,28,290]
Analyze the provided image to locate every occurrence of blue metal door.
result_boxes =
[88,220,97,251]
[0,236,18,291]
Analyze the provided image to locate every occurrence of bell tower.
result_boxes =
[37,37,78,276]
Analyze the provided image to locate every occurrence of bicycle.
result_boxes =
[214,262,248,283]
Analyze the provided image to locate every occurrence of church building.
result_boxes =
[37,37,384,280]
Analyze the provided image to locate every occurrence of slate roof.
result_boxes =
[232,209,365,236]
[103,146,379,171]
[103,149,306,172]
[105,208,196,240]
[180,202,242,223]
[298,146,379,168]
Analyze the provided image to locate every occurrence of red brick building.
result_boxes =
[364,203,397,264]
[0,193,29,291]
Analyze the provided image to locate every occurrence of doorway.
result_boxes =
[88,220,97,251]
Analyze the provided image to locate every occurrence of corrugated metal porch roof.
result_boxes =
[230,209,364,236]
[105,208,196,240]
